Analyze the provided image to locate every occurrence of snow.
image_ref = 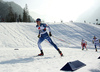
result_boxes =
[0,22,100,72]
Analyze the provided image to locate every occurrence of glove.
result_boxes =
[38,34,40,38]
[49,32,52,36]
[92,40,94,44]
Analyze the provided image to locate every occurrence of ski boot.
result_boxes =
[82,48,84,50]
[38,50,44,56]
[57,49,63,56]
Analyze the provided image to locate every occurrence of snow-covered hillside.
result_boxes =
[0,22,100,72]
[0,22,100,48]
[0,23,38,48]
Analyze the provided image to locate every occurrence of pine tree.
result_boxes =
[23,8,27,22]
[23,4,31,22]
[19,15,22,22]
[14,13,17,22]
[6,5,15,22]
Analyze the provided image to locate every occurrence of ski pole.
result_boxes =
[52,36,71,44]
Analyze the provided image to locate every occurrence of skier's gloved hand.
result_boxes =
[38,34,40,38]
[49,32,52,36]
[92,40,94,44]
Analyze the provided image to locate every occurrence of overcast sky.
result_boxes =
[2,0,100,22]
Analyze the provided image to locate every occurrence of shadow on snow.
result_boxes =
[0,56,54,64]
[89,69,100,72]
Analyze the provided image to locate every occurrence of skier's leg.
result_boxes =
[37,37,45,55]
[95,44,97,52]
[38,50,44,56]
[56,48,63,56]
[46,36,63,56]
[85,44,87,50]
[38,37,44,50]
[99,43,100,48]
[99,40,100,48]
[82,44,84,50]
[46,36,58,49]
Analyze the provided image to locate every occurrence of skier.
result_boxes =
[81,39,87,50]
[36,18,63,56]
[92,36,100,52]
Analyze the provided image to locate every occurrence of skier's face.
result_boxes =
[94,36,96,39]
[36,21,41,26]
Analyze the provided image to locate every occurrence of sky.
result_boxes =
[2,0,98,22]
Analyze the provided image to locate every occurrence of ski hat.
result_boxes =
[93,36,96,39]
[36,18,41,22]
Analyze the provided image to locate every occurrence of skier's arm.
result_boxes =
[46,24,51,32]
[85,41,87,45]
[39,30,40,35]
[37,31,40,38]
[36,25,41,38]
[45,24,52,36]
[92,40,94,44]
[81,42,82,45]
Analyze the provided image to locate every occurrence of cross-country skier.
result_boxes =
[92,36,100,52]
[81,39,87,50]
[36,18,63,56]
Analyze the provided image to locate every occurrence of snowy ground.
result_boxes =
[0,48,100,72]
[0,22,100,72]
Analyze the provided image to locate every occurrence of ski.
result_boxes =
[33,55,44,57]
[33,55,63,58]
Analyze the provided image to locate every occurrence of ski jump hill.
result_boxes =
[0,22,100,49]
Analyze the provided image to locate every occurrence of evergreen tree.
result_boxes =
[19,15,22,22]
[6,5,15,22]
[23,8,27,22]
[23,4,31,22]
[27,15,31,22]
[14,13,17,22]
